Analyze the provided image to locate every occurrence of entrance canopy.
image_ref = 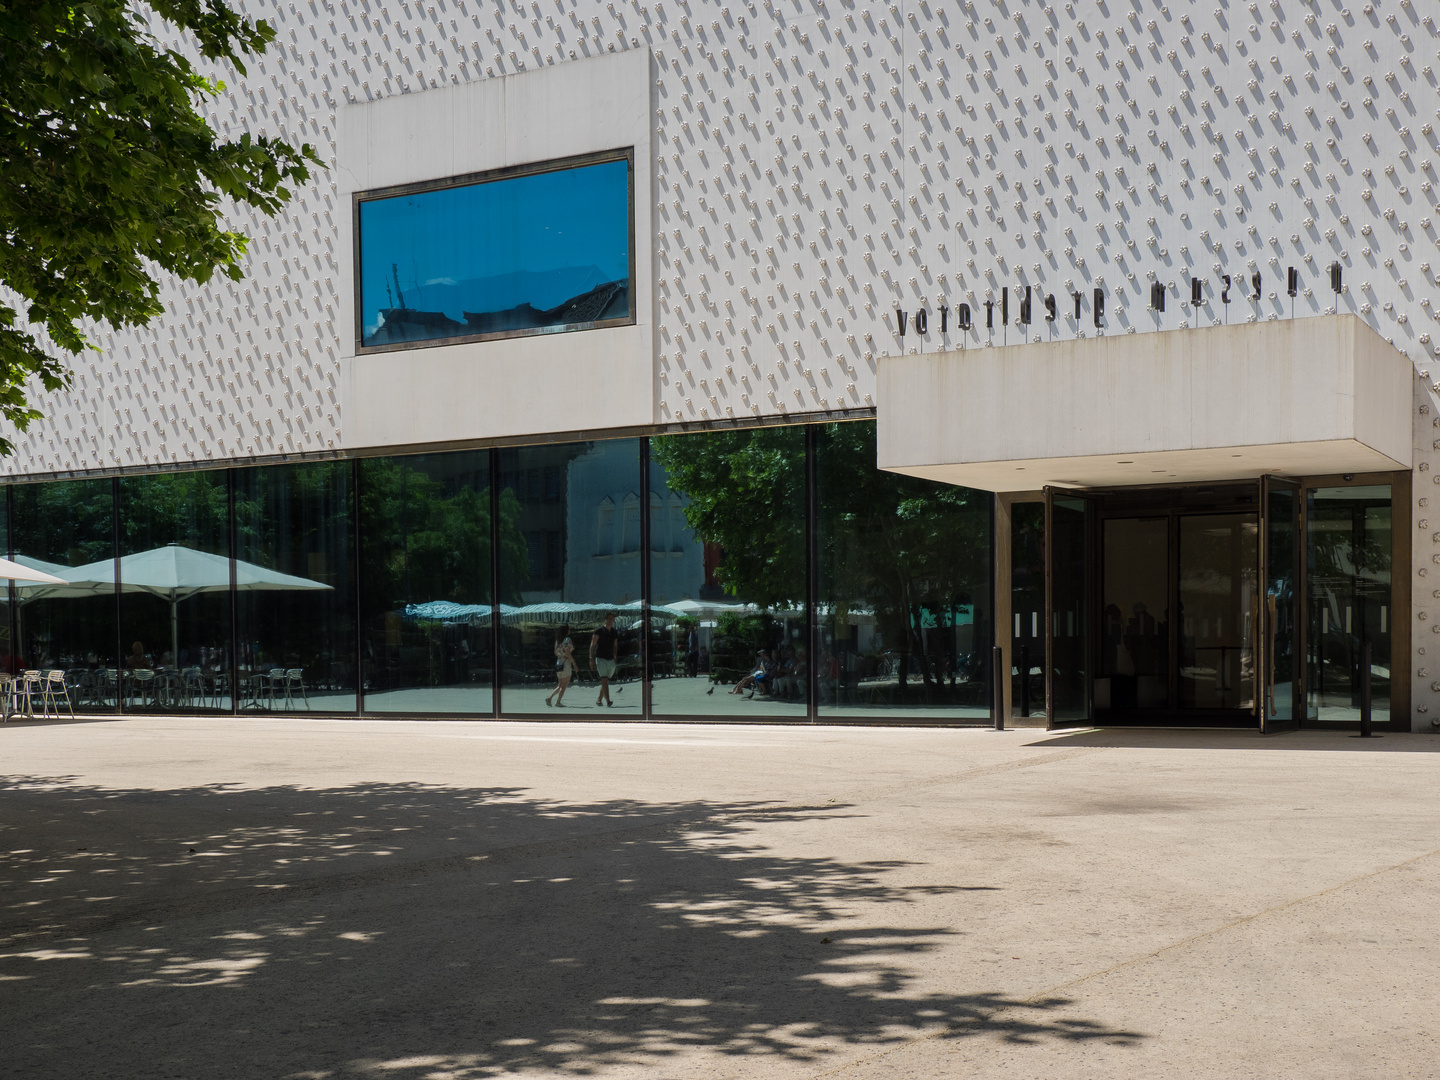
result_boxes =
[877,314,1413,492]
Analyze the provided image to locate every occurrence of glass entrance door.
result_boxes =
[1045,489,1094,726]
[1260,477,1301,731]
[1088,486,1262,724]
[1098,516,1170,712]
[1177,514,1258,712]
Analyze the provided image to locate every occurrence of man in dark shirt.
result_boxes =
[590,611,619,708]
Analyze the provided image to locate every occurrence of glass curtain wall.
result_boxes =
[816,421,992,720]
[1307,485,1392,723]
[497,440,642,715]
[11,479,117,709]
[359,452,494,714]
[234,462,357,713]
[0,422,1008,724]
[118,471,233,713]
[649,428,809,717]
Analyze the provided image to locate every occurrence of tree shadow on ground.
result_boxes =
[0,776,1144,1078]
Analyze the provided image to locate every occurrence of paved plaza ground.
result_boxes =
[1,716,1438,1079]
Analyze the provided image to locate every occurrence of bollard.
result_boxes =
[1019,643,1030,718]
[992,645,1006,731]
[1359,642,1372,738]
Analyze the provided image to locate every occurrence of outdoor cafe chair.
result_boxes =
[0,673,14,722]
[282,669,310,711]
[19,670,43,719]
[42,670,75,719]
[126,668,156,710]
[181,668,205,709]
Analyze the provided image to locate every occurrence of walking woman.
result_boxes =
[546,624,576,707]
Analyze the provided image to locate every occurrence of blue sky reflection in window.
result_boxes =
[359,157,630,347]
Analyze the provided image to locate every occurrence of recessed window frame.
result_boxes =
[352,147,637,355]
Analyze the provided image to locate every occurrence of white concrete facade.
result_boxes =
[335,48,658,449]
[0,0,1437,723]
[877,314,1415,491]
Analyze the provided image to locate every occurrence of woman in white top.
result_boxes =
[546,624,577,707]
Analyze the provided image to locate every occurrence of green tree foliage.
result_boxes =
[653,421,990,697]
[359,458,530,609]
[816,422,989,690]
[651,426,806,609]
[0,0,321,451]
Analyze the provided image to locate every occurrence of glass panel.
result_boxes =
[235,463,356,713]
[817,420,991,720]
[1264,483,1299,729]
[0,492,11,676]
[1307,485,1392,723]
[497,440,642,715]
[1177,514,1258,711]
[11,479,117,709]
[360,452,494,714]
[1098,517,1169,712]
[358,155,632,348]
[1050,495,1092,724]
[648,428,808,718]
[118,472,233,713]
[1011,502,1044,719]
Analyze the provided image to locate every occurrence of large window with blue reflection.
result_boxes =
[356,152,633,350]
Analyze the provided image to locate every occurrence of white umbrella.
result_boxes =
[60,544,332,665]
[0,557,67,586]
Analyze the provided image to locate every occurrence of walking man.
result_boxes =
[590,611,620,708]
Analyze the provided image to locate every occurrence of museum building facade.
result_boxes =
[1,2,1435,731]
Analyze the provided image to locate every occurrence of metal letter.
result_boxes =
[957,302,972,330]
[1093,287,1105,329]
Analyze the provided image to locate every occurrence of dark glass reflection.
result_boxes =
[235,463,356,712]
[1307,485,1392,723]
[1264,484,1299,727]
[1011,501,1044,719]
[360,452,495,713]
[817,421,991,719]
[1098,516,1169,711]
[1177,514,1258,710]
[496,440,642,715]
[118,471,233,712]
[11,479,117,708]
[1050,495,1092,724]
[358,157,631,348]
[649,428,808,716]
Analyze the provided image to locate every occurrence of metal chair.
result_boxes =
[42,670,75,718]
[181,668,204,709]
[18,670,43,718]
[282,669,310,711]
[0,673,14,722]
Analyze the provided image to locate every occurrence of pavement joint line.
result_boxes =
[0,746,1101,948]
[807,843,1440,1079]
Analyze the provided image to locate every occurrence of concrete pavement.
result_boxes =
[1,716,1437,1078]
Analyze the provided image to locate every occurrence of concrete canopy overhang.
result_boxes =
[877,314,1413,492]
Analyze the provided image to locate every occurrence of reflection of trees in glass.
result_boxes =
[651,428,805,608]
[359,458,529,608]
[12,479,115,564]
[651,422,990,701]
[120,472,229,554]
[819,422,990,696]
